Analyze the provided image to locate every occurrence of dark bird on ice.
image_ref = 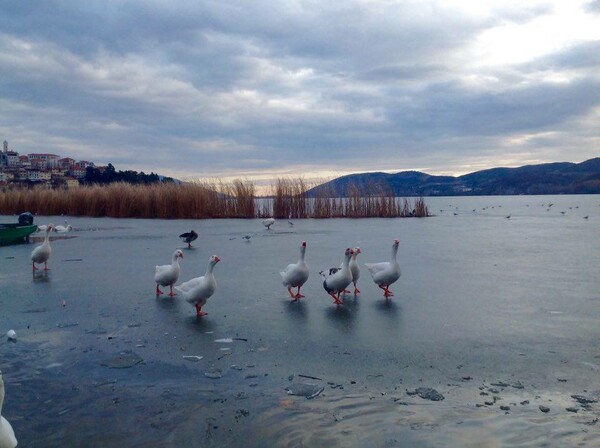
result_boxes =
[179,230,198,248]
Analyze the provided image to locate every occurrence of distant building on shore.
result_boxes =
[0,139,97,188]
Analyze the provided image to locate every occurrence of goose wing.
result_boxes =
[175,275,205,294]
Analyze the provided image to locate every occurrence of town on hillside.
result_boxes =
[0,140,102,189]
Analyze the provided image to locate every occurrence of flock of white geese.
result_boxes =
[29,219,402,318]
[152,239,401,317]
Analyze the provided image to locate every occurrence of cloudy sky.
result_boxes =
[1,0,599,184]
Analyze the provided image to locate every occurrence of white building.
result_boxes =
[27,169,52,181]
[69,166,87,178]
[65,177,80,188]
[27,153,60,169]
[58,157,75,169]
[6,151,20,167]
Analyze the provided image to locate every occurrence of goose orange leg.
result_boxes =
[168,285,177,297]
[329,292,343,305]
[288,287,298,300]
[195,304,208,316]
[379,285,393,297]
[44,262,50,271]
[32,262,37,271]
[156,284,163,295]
[295,287,305,299]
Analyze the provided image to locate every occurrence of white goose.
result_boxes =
[320,248,354,304]
[366,239,401,298]
[0,371,18,448]
[280,241,309,301]
[349,247,362,295]
[175,255,220,317]
[262,217,275,230]
[31,224,53,271]
[36,224,47,232]
[154,249,184,296]
[54,224,73,233]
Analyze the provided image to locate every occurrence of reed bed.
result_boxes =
[0,179,430,219]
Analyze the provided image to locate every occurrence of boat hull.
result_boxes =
[0,223,38,245]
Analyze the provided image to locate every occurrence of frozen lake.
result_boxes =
[1,194,600,447]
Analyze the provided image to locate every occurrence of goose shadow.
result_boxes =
[284,299,308,322]
[340,292,361,305]
[155,295,182,313]
[184,315,217,334]
[373,297,402,333]
[325,302,358,334]
[32,270,50,283]
[374,297,401,315]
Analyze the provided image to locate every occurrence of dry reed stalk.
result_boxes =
[0,179,430,219]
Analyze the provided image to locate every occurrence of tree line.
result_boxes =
[84,163,174,185]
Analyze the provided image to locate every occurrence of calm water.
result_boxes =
[1,195,599,447]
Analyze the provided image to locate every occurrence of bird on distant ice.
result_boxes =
[242,234,251,242]
[288,220,294,226]
[54,224,73,232]
[262,218,275,230]
[175,255,220,317]
[365,239,401,298]
[30,224,53,271]
[584,216,589,219]
[280,241,309,301]
[320,248,354,305]
[179,230,198,248]
[154,249,183,296]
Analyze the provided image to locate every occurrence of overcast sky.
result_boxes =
[1,0,599,184]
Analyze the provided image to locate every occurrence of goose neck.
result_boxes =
[205,262,216,275]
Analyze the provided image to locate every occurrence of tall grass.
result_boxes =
[0,179,430,219]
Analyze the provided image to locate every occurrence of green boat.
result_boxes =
[0,223,38,246]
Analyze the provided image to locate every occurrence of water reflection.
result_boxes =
[325,302,358,334]
[285,300,308,322]
[374,297,400,315]
[154,296,181,312]
[374,298,401,333]
[184,315,217,333]
[32,270,50,282]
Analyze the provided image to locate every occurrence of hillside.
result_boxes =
[308,158,600,197]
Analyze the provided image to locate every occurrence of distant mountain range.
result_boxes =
[307,158,600,197]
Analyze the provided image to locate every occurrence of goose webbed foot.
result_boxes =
[329,292,342,304]
[195,305,208,316]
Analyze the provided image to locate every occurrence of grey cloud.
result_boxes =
[530,41,600,71]
[586,0,600,13]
